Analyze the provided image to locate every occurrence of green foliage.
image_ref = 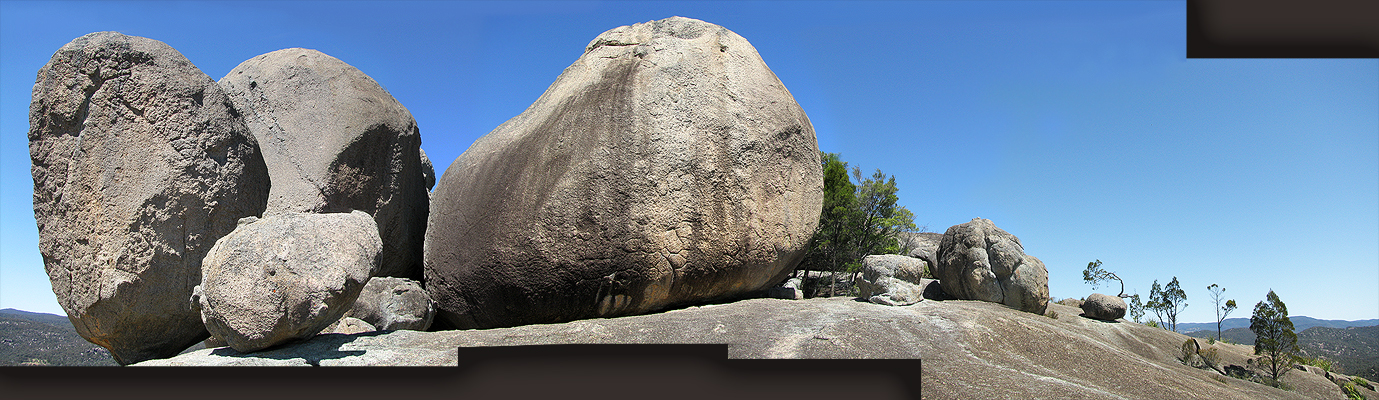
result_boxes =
[1082,259,1125,297]
[1343,381,1366,400]
[802,152,857,296]
[1357,377,1371,386]
[1207,336,1216,345]
[801,152,916,297]
[1295,354,1334,372]
[1147,277,1187,332]
[1127,293,1145,323]
[1146,320,1161,329]
[1251,290,1298,382]
[1181,339,1199,365]
[850,166,916,258]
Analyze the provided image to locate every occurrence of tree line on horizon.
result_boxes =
[1083,261,1304,388]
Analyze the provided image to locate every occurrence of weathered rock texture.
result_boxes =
[196,211,381,353]
[857,254,929,306]
[419,148,435,192]
[425,16,822,329]
[323,317,376,335]
[933,218,1049,314]
[899,231,944,267]
[344,277,435,331]
[219,48,428,279]
[27,32,270,364]
[135,298,1352,400]
[1081,292,1127,321]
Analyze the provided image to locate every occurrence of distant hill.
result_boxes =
[1188,326,1257,345]
[1177,316,1379,333]
[0,308,117,366]
[1188,324,1379,383]
[1297,325,1379,383]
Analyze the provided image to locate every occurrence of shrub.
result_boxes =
[1294,355,1333,372]
[1207,337,1216,345]
[1182,339,1200,365]
[1147,320,1160,328]
[1200,347,1221,368]
[1226,364,1257,381]
[1047,310,1060,319]
[1343,381,1366,400]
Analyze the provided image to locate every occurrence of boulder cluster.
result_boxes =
[856,218,1053,317]
[29,16,824,363]
[31,16,1100,364]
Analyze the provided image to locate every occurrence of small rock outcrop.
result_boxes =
[766,278,804,300]
[425,16,823,329]
[1080,293,1126,321]
[344,277,435,331]
[933,218,1049,314]
[220,48,429,280]
[857,254,930,306]
[28,32,270,364]
[323,317,377,335]
[196,211,381,353]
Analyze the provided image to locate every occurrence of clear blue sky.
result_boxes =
[2,1,1375,325]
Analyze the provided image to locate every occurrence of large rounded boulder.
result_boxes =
[425,17,823,329]
[933,218,1049,314]
[28,32,270,364]
[219,48,428,280]
[195,211,380,353]
[1081,293,1127,321]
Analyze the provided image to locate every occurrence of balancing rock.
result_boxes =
[425,17,822,329]
[220,48,428,279]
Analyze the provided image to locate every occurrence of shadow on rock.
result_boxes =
[207,331,388,366]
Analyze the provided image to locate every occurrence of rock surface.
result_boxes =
[766,277,804,300]
[1081,292,1127,321]
[27,31,270,364]
[196,211,381,353]
[219,48,428,280]
[137,298,1342,399]
[899,231,944,267]
[344,277,435,331]
[322,317,376,335]
[857,254,929,306]
[933,218,1049,314]
[419,148,435,192]
[425,16,822,329]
